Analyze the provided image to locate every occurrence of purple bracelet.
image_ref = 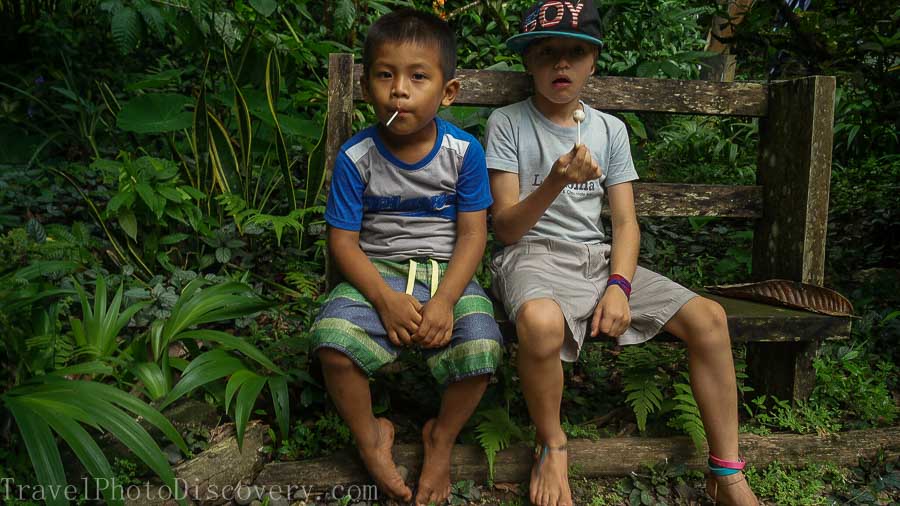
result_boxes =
[607,274,632,300]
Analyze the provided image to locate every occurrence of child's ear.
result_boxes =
[359,74,371,103]
[441,78,460,107]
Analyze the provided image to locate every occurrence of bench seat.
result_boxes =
[495,292,851,344]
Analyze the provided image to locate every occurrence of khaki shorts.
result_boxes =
[490,237,697,361]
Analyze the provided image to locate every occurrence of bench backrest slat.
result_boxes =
[350,64,769,117]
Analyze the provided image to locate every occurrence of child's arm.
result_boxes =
[329,227,423,346]
[490,144,600,245]
[590,182,639,338]
[415,209,487,348]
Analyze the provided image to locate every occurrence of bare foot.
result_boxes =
[415,419,453,506]
[529,443,572,506]
[357,418,413,502]
[706,472,759,505]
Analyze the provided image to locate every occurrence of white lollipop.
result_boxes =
[573,108,586,145]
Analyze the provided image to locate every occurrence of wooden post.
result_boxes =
[324,53,355,289]
[748,76,836,403]
[700,54,736,82]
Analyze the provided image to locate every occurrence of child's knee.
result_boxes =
[681,298,731,347]
[515,299,566,358]
[700,298,729,334]
[317,347,357,371]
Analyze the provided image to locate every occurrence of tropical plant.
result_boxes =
[2,369,189,506]
[474,406,525,483]
[70,276,149,360]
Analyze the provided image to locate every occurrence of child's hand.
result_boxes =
[551,144,602,184]
[376,290,423,346]
[591,286,631,338]
[414,295,454,349]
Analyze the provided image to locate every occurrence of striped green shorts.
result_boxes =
[310,259,503,384]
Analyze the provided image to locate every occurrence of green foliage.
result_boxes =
[449,480,482,505]
[597,0,713,78]
[638,116,758,185]
[116,93,194,133]
[474,406,525,483]
[825,452,900,504]
[745,461,845,506]
[667,377,705,452]
[812,344,897,427]
[70,276,149,359]
[827,154,900,273]
[615,461,690,506]
[742,395,842,435]
[275,412,352,460]
[2,373,189,506]
[618,345,671,431]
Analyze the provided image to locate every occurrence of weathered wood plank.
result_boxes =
[627,183,761,217]
[255,427,900,489]
[752,76,836,286]
[324,54,355,198]
[324,53,355,290]
[351,62,768,116]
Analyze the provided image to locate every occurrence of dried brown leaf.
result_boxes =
[705,279,853,316]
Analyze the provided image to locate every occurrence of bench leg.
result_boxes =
[746,340,820,404]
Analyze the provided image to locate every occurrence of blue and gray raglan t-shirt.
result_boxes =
[325,118,493,262]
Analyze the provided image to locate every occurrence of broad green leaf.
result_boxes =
[234,375,266,449]
[133,362,169,400]
[5,399,68,506]
[136,182,164,217]
[107,190,135,213]
[118,209,138,240]
[225,369,258,414]
[250,0,277,16]
[48,361,114,378]
[75,381,188,454]
[158,186,187,202]
[117,93,194,134]
[160,350,244,408]
[177,330,282,373]
[268,375,290,438]
[41,410,122,506]
[160,233,190,245]
[215,247,232,264]
[76,395,185,505]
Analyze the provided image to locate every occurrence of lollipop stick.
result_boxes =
[577,121,581,146]
[386,109,400,126]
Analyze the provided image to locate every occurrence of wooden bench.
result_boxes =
[322,52,851,403]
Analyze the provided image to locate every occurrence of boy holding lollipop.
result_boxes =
[485,1,760,505]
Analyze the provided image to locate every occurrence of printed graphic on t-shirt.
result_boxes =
[363,193,457,220]
[531,173,599,194]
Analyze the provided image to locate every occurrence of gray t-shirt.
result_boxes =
[484,98,638,244]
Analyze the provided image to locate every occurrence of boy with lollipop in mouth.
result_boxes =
[310,8,503,506]
[485,1,760,505]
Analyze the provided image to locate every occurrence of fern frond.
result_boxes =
[474,407,524,483]
[247,213,302,246]
[111,5,142,53]
[285,271,320,299]
[670,381,706,452]
[624,376,664,431]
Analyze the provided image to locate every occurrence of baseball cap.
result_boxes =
[506,0,604,54]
